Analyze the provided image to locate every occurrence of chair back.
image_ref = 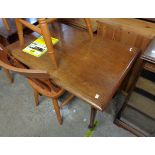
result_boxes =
[0,43,62,92]
[15,18,94,68]
[97,20,151,51]
[0,43,49,79]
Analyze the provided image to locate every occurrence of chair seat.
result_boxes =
[7,23,140,111]
[28,79,65,98]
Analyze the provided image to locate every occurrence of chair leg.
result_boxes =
[52,98,62,125]
[33,89,39,106]
[3,68,13,83]
[61,94,74,108]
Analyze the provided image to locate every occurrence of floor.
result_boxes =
[0,70,134,137]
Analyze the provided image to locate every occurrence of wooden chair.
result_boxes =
[0,43,74,125]
[15,18,58,68]
[13,18,92,108]
[15,18,93,68]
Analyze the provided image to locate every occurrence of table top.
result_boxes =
[7,22,139,111]
[141,38,155,64]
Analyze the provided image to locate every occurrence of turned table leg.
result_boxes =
[88,106,97,129]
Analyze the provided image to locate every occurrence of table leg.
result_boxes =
[88,106,97,129]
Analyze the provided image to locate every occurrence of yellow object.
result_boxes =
[23,36,59,57]
[85,120,99,137]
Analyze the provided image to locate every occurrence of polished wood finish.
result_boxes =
[7,34,139,111]
[7,21,139,129]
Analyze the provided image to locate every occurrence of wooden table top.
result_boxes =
[7,22,139,111]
